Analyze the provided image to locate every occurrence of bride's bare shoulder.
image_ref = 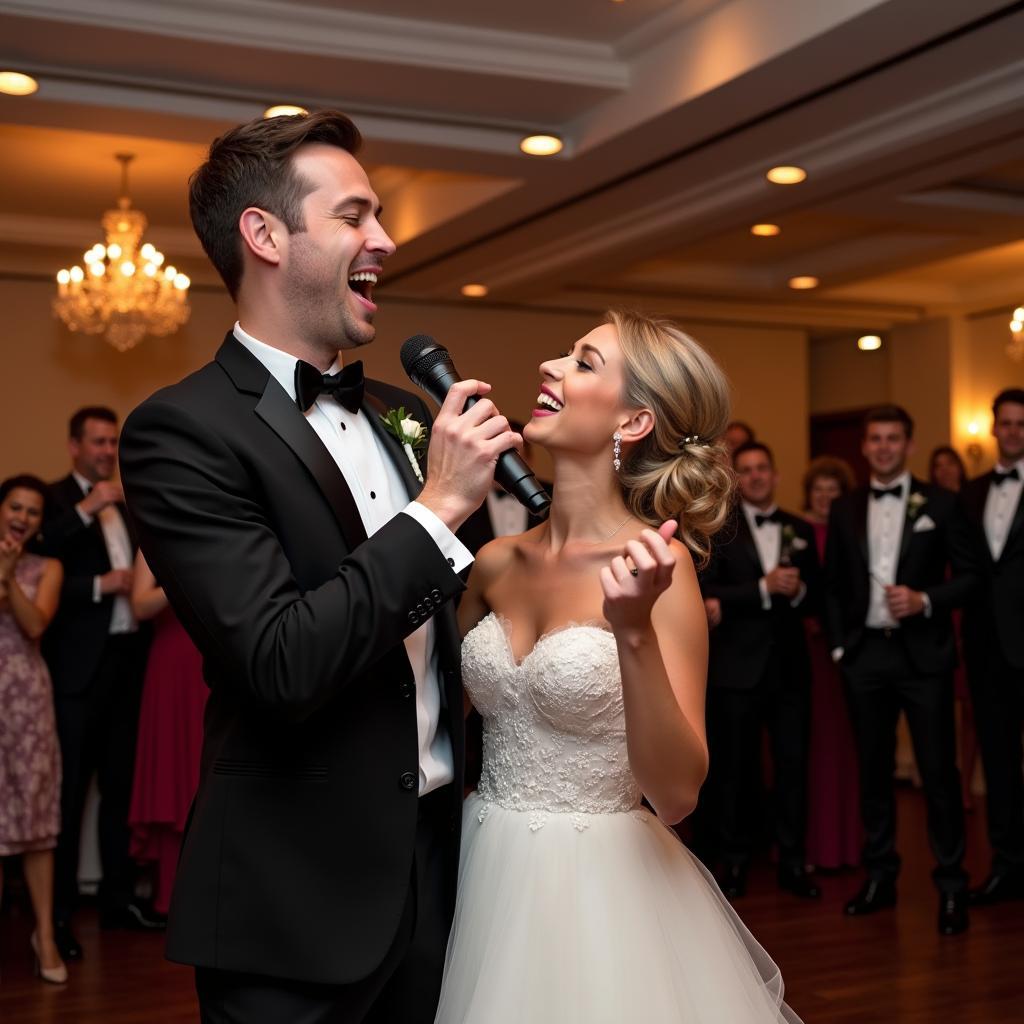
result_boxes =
[474,526,543,582]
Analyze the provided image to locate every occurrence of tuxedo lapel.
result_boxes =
[362,391,424,501]
[1004,482,1024,557]
[855,488,870,567]
[735,511,765,574]
[896,479,926,573]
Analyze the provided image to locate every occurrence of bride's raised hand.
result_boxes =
[600,520,678,636]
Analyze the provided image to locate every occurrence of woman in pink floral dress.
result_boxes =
[0,474,67,983]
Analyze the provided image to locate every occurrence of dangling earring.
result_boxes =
[613,432,622,472]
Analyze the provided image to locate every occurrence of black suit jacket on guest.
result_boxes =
[119,334,466,986]
[959,472,1024,669]
[456,486,550,556]
[41,474,138,695]
[700,508,820,690]
[824,479,976,675]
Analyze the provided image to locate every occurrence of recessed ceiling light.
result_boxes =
[0,71,39,96]
[461,283,488,298]
[858,335,882,351]
[751,223,781,237]
[766,165,807,185]
[263,104,308,119]
[520,134,563,157]
[788,275,818,290]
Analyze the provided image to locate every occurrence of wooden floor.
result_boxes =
[1,788,1021,1023]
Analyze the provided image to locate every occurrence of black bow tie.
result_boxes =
[871,484,904,500]
[492,488,515,500]
[993,467,1020,486]
[754,510,781,527]
[294,359,364,414]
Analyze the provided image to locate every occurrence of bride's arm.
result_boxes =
[602,522,709,826]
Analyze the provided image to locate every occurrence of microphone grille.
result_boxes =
[400,334,446,375]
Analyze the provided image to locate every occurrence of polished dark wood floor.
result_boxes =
[1,788,1021,1022]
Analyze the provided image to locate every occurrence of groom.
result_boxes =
[119,111,518,1022]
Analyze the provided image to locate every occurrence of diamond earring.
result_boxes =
[613,432,622,472]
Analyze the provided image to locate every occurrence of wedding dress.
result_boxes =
[434,612,804,1023]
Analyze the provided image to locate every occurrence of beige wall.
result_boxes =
[809,334,889,414]
[2,277,809,508]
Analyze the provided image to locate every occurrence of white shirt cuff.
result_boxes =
[791,582,808,608]
[92,576,102,603]
[758,577,771,610]
[403,502,473,574]
[921,592,932,618]
[831,647,844,663]
[77,503,94,527]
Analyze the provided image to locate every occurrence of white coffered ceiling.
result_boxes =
[1,0,1023,333]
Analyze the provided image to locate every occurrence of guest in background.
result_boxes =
[0,475,67,984]
[928,445,976,811]
[724,421,755,455]
[825,405,975,935]
[127,550,208,918]
[960,388,1024,906]
[700,441,821,900]
[801,456,861,871]
[41,407,158,962]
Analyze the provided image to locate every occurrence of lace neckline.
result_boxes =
[483,611,614,669]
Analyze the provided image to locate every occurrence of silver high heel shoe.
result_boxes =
[30,930,68,985]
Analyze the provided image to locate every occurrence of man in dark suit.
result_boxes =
[42,406,157,961]
[825,405,975,934]
[960,387,1024,906]
[119,111,518,1023]
[700,441,821,901]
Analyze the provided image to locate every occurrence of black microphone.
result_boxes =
[400,335,551,515]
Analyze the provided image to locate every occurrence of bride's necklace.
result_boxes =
[601,513,633,543]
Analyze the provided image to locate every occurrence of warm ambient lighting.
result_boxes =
[857,335,882,351]
[53,154,191,352]
[0,71,38,96]
[264,104,308,118]
[788,276,818,290]
[766,165,807,185]
[1010,305,1024,361]
[750,223,781,237]
[967,421,981,437]
[461,283,488,298]
[520,134,563,157]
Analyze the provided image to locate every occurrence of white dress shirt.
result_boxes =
[486,488,530,539]
[741,501,805,610]
[73,471,137,635]
[984,457,1024,562]
[234,323,470,795]
[865,472,911,629]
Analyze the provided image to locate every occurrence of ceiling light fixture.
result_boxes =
[53,154,190,352]
[766,165,807,185]
[461,283,488,298]
[751,223,781,237]
[520,134,563,157]
[858,335,882,351]
[788,275,818,290]
[264,104,309,118]
[0,71,39,96]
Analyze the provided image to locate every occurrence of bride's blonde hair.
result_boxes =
[610,309,734,566]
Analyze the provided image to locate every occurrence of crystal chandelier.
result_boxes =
[1010,305,1024,362]
[54,154,191,353]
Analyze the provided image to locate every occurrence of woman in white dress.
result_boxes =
[435,310,803,1023]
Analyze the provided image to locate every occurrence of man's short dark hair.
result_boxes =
[863,404,914,440]
[992,388,1024,418]
[733,440,774,467]
[726,421,755,443]
[189,110,363,300]
[69,406,117,440]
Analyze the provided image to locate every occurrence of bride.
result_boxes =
[435,310,803,1023]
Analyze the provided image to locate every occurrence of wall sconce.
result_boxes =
[965,420,984,469]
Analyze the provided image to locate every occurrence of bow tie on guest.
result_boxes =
[871,484,904,500]
[754,510,782,527]
[492,488,515,500]
[993,467,1021,485]
[294,359,364,414]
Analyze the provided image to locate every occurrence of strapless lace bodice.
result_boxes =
[462,613,641,827]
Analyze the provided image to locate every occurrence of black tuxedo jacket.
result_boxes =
[824,479,976,675]
[959,471,1024,669]
[41,474,138,695]
[700,508,819,690]
[119,333,466,986]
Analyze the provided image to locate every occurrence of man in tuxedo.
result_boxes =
[825,405,975,934]
[42,407,157,961]
[119,111,519,1023]
[700,442,821,900]
[960,387,1024,906]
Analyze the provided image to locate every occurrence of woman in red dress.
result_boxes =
[128,551,207,915]
[802,457,862,870]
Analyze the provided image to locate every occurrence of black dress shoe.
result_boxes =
[99,901,167,931]
[778,867,821,900]
[53,922,82,961]
[719,864,747,900]
[938,892,968,935]
[969,872,1024,906]
[844,879,897,915]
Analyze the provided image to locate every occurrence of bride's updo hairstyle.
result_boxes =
[610,309,734,566]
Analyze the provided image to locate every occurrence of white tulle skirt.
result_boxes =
[434,793,804,1024]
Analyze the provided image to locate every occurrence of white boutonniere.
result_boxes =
[906,492,927,520]
[381,407,426,483]
[780,523,806,565]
